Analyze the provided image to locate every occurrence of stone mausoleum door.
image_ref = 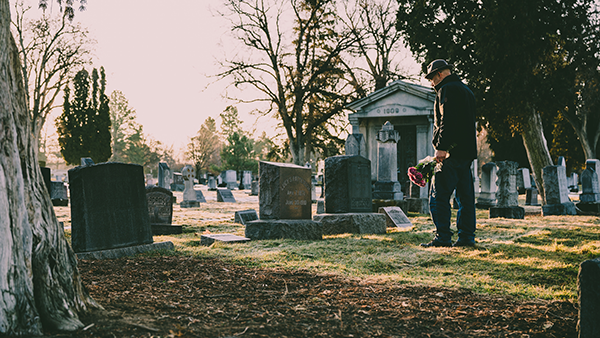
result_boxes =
[396,125,416,187]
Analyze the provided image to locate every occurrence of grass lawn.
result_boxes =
[58,189,600,303]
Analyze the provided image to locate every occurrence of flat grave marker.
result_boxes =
[378,206,412,229]
[234,209,259,225]
[217,189,236,203]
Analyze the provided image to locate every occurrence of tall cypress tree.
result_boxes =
[56,67,112,165]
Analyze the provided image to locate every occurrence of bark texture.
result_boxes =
[521,110,553,205]
[1,0,99,334]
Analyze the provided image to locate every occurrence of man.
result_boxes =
[420,59,478,248]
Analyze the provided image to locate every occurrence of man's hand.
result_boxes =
[435,150,447,163]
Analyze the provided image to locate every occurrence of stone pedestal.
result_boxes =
[245,219,322,240]
[313,213,386,235]
[577,258,600,338]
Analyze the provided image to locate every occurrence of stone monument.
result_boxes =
[50,181,68,206]
[241,170,252,190]
[577,159,600,214]
[207,176,217,191]
[345,125,367,158]
[146,186,181,235]
[516,168,531,195]
[245,161,322,240]
[225,170,238,190]
[180,165,200,208]
[372,121,403,200]
[542,165,577,216]
[476,162,497,209]
[69,162,173,259]
[171,173,184,191]
[313,155,386,235]
[158,162,171,189]
[490,161,524,219]
[577,258,600,338]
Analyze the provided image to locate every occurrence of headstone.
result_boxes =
[558,156,566,167]
[145,174,153,186]
[217,175,223,186]
[80,157,94,166]
[250,181,259,196]
[516,168,531,194]
[217,189,236,203]
[577,258,600,338]
[577,159,600,214]
[171,173,184,191]
[69,163,154,253]
[525,188,539,206]
[146,186,181,235]
[258,161,312,220]
[200,234,250,246]
[476,162,497,209]
[194,189,207,203]
[490,161,524,219]
[345,133,367,158]
[40,166,51,194]
[50,181,69,206]
[158,162,171,189]
[324,155,372,213]
[542,165,576,216]
[180,165,200,208]
[378,206,412,229]
[373,121,403,200]
[241,171,252,190]
[234,209,259,225]
[568,172,579,193]
[317,200,325,214]
[225,170,238,190]
[208,176,217,191]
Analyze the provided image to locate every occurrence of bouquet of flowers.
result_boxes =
[407,156,438,188]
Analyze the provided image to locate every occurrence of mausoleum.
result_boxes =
[346,80,435,185]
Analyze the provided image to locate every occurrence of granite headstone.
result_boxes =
[324,155,372,213]
[146,186,181,235]
[258,161,312,220]
[542,165,576,216]
[490,161,524,219]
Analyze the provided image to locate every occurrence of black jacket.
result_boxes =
[432,74,477,160]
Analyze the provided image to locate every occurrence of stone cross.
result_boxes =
[181,165,197,203]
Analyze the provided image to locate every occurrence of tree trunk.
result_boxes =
[521,109,553,205]
[1,1,99,334]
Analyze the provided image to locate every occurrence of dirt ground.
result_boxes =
[42,255,578,338]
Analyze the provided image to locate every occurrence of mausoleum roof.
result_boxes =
[347,80,435,112]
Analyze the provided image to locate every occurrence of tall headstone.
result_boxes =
[490,161,524,219]
[245,161,322,240]
[577,159,600,214]
[146,186,181,235]
[516,168,531,194]
[180,165,200,208]
[207,176,217,191]
[577,258,600,338]
[542,165,576,216]
[373,121,403,200]
[476,162,497,209]
[69,163,155,253]
[158,162,171,189]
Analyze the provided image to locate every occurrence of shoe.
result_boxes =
[420,239,452,248]
[453,240,475,247]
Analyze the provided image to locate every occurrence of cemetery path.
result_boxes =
[44,256,577,337]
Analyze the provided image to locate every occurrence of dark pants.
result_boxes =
[429,157,476,243]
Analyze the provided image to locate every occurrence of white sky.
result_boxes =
[19,0,424,155]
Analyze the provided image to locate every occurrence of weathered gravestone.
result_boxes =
[69,162,173,258]
[490,161,524,219]
[241,171,252,190]
[180,165,200,208]
[476,162,497,209]
[225,170,238,190]
[404,181,429,214]
[516,168,531,194]
[577,258,600,338]
[50,181,69,206]
[525,188,539,206]
[207,176,217,191]
[145,174,153,186]
[250,180,259,196]
[378,206,412,229]
[542,165,577,216]
[146,186,181,235]
[577,159,600,214]
[373,121,403,200]
[234,209,259,225]
[245,161,322,240]
[194,189,207,203]
[158,162,171,189]
[314,155,386,235]
[171,172,184,191]
[217,189,236,202]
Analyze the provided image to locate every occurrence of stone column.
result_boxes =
[373,122,403,200]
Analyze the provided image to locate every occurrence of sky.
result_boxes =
[21,0,423,156]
